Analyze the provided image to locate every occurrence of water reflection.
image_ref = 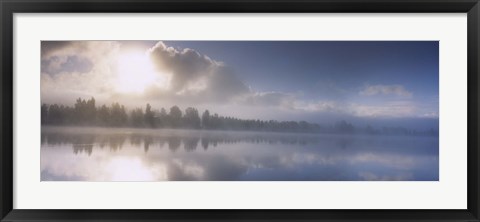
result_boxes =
[41,126,439,181]
[41,131,334,154]
[41,128,332,153]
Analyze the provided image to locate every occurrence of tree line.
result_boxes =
[41,97,438,136]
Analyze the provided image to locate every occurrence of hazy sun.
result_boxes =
[107,157,154,181]
[115,51,165,93]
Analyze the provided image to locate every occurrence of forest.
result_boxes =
[41,97,438,136]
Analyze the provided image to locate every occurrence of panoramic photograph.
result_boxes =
[40,41,439,181]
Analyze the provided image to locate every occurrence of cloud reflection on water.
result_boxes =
[41,127,438,181]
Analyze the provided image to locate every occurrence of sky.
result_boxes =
[41,41,439,129]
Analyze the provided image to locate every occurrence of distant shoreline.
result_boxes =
[41,97,438,137]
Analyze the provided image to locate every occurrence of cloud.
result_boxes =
[41,41,120,63]
[41,55,93,75]
[421,112,439,118]
[40,41,436,120]
[148,42,217,91]
[41,41,75,59]
[239,91,296,108]
[146,42,250,103]
[41,41,251,106]
[348,101,417,118]
[290,99,420,118]
[293,100,341,113]
[358,171,413,181]
[360,84,412,97]
[41,41,121,104]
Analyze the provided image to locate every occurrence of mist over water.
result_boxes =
[41,126,439,181]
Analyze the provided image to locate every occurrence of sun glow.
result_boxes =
[107,157,154,181]
[115,52,165,93]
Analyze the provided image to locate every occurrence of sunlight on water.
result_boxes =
[41,126,439,181]
[107,157,156,181]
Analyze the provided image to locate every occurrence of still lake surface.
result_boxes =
[41,126,439,181]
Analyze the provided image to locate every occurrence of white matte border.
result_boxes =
[13,13,467,209]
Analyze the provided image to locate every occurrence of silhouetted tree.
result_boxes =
[130,108,144,127]
[169,106,182,127]
[201,110,211,129]
[156,107,168,127]
[144,103,155,128]
[97,104,110,126]
[41,103,49,124]
[184,107,201,129]
[110,102,128,127]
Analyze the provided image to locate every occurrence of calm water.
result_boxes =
[41,126,439,181]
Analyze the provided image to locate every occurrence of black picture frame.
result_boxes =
[1,0,479,221]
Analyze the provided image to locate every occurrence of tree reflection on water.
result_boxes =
[41,126,439,181]
[41,127,327,154]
